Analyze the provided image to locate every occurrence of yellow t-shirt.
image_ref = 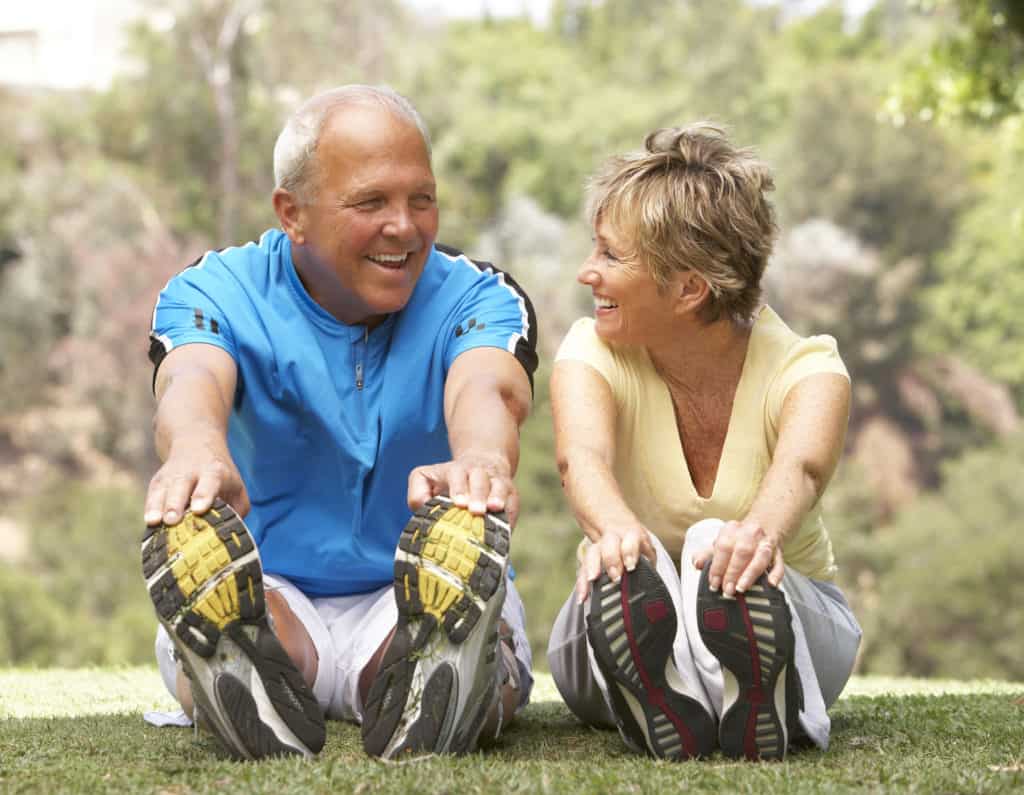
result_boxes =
[555,306,848,582]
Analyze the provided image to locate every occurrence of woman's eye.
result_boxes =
[411,194,435,209]
[603,249,619,263]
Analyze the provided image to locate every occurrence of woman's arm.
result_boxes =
[695,372,851,596]
[552,360,656,600]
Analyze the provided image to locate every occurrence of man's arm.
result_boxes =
[552,360,657,601]
[694,372,851,595]
[143,343,249,526]
[406,347,531,524]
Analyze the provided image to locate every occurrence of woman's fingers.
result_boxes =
[735,538,775,594]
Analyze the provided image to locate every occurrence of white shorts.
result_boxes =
[156,573,534,724]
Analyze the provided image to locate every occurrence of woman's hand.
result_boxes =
[692,519,784,596]
[575,525,657,603]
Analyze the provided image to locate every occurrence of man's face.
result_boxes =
[295,105,439,326]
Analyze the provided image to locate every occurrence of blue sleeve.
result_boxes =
[148,253,239,386]
[442,264,539,389]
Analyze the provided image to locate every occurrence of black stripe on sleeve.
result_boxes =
[436,243,539,392]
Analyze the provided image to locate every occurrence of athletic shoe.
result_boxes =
[361,496,511,759]
[586,557,716,760]
[695,565,803,761]
[141,499,325,760]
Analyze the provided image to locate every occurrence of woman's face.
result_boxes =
[578,217,678,346]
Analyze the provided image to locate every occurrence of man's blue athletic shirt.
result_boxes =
[149,229,537,597]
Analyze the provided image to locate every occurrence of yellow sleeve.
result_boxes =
[554,318,622,397]
[766,334,849,434]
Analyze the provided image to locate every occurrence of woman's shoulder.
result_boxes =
[753,305,843,365]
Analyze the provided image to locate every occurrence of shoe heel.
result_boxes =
[696,566,795,761]
[587,558,716,760]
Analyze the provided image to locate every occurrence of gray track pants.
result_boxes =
[546,519,862,749]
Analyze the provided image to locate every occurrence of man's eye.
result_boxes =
[411,194,435,209]
[357,198,385,210]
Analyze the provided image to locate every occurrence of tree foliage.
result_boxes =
[0,1,1021,681]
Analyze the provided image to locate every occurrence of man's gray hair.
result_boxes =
[273,85,432,205]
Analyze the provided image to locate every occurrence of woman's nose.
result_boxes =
[577,256,599,285]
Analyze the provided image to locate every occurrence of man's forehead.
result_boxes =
[320,103,427,156]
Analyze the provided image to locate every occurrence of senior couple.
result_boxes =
[142,84,861,763]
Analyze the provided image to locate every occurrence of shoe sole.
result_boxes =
[142,499,325,759]
[361,496,510,759]
[587,558,716,760]
[695,565,795,761]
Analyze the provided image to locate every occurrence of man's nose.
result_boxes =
[383,205,416,239]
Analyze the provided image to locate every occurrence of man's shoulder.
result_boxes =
[427,243,532,305]
[171,229,283,285]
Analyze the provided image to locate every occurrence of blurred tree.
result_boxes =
[856,433,1024,679]
[893,0,1024,125]
[916,125,1024,400]
[93,0,414,244]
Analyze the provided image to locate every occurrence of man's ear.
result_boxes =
[673,269,711,316]
[273,188,305,245]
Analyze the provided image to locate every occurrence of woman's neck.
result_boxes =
[647,312,754,396]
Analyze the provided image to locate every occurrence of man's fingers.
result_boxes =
[163,474,198,525]
[503,488,520,528]
[466,467,492,514]
[407,466,439,510]
[446,463,470,508]
[691,547,712,570]
[226,481,251,518]
[485,476,511,515]
[144,479,168,526]
[189,470,222,515]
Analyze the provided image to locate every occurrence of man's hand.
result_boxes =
[575,525,657,604]
[143,433,250,526]
[407,450,518,525]
[692,518,785,597]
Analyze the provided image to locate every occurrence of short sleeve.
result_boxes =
[443,264,538,388]
[555,318,623,397]
[766,333,849,429]
[148,253,239,387]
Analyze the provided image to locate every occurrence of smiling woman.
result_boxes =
[546,122,860,763]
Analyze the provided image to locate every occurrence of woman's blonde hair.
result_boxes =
[586,123,777,323]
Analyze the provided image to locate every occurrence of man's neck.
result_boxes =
[291,247,384,329]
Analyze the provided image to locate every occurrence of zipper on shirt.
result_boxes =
[354,326,368,391]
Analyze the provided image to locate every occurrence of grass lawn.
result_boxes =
[1,668,1022,794]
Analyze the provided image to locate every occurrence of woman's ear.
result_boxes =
[674,270,711,316]
[273,188,306,246]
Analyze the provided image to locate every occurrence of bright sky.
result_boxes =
[404,0,878,24]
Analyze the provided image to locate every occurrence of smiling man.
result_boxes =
[142,85,537,761]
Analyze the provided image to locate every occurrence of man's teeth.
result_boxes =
[369,253,408,264]
[595,297,618,309]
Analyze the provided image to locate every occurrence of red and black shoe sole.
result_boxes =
[587,557,716,760]
[695,565,796,761]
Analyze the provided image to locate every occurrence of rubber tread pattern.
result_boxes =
[362,497,509,759]
[142,500,325,759]
[587,558,716,760]
[695,565,797,761]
